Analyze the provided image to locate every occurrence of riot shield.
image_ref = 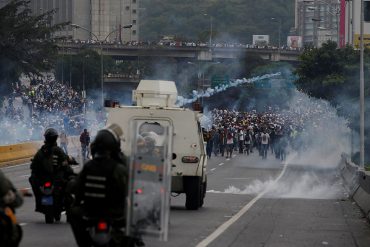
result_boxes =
[126,119,173,241]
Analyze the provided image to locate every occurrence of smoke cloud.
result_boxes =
[203,68,351,200]
[176,72,281,106]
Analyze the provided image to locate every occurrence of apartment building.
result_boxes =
[295,0,340,47]
[27,0,139,42]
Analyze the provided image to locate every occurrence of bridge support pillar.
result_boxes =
[270,52,281,62]
[197,50,213,61]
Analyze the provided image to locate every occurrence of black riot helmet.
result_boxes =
[90,124,123,158]
[44,128,58,144]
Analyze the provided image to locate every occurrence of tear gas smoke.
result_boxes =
[203,72,351,200]
[0,77,106,145]
[214,172,345,199]
[176,72,281,106]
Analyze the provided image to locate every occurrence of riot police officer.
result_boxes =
[29,128,74,213]
[0,170,23,247]
[67,124,137,246]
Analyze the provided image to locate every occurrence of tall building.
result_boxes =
[27,0,139,42]
[345,0,370,47]
[295,0,341,47]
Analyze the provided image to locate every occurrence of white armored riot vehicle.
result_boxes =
[105,80,207,211]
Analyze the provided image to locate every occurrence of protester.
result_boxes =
[80,129,90,161]
[0,78,104,145]
[60,131,69,155]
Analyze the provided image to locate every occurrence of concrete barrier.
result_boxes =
[353,171,370,221]
[341,153,370,221]
[0,141,42,167]
[340,153,360,197]
[0,136,82,168]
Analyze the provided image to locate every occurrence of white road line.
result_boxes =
[19,223,27,226]
[210,168,216,172]
[218,163,224,166]
[224,178,252,180]
[1,163,29,170]
[20,174,30,178]
[196,161,289,247]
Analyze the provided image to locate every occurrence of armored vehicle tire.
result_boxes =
[200,178,207,207]
[184,176,202,210]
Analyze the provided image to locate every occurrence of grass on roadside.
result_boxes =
[365,165,370,172]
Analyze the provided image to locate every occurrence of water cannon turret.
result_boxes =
[132,80,178,108]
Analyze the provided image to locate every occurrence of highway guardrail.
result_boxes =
[341,153,370,221]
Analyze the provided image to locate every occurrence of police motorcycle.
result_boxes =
[39,179,63,223]
[66,125,134,247]
[40,156,78,224]
[67,121,172,247]
[29,127,78,224]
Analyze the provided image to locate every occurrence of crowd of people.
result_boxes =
[0,77,104,145]
[202,100,335,161]
[203,109,289,161]
[61,39,303,51]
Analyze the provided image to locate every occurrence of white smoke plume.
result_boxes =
[176,72,281,106]
[206,84,351,200]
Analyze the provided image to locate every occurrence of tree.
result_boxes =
[0,0,68,94]
[295,41,357,101]
[294,41,370,163]
[139,0,294,44]
[55,49,102,91]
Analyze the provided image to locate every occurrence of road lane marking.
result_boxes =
[218,163,224,166]
[19,223,27,226]
[210,168,216,172]
[224,178,252,180]
[0,163,29,170]
[196,160,289,247]
[20,174,30,178]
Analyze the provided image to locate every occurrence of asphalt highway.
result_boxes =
[2,150,370,247]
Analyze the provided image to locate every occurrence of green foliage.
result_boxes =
[55,49,102,91]
[295,41,370,163]
[295,41,362,101]
[140,0,294,44]
[0,0,68,94]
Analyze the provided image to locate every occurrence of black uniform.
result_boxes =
[67,154,128,246]
[0,170,23,247]
[29,143,74,212]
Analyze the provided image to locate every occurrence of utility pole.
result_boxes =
[360,0,365,169]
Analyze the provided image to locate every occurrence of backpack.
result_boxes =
[245,134,250,142]
[262,135,267,142]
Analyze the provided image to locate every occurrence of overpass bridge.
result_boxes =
[58,42,302,62]
[58,43,302,85]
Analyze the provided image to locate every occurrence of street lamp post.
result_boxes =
[204,14,213,49]
[305,0,340,47]
[312,17,320,47]
[69,50,72,88]
[70,24,133,107]
[271,17,282,52]
[61,48,64,84]
[360,0,365,169]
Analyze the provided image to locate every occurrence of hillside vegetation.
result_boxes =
[140,0,295,44]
